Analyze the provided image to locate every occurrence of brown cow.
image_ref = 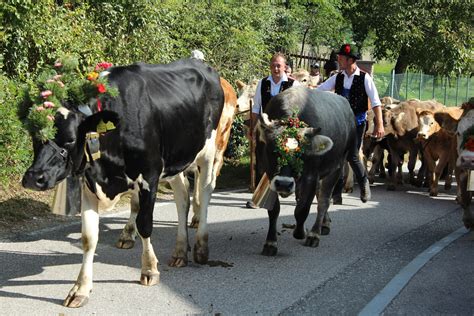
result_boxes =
[435,100,474,230]
[292,68,320,88]
[373,100,445,190]
[417,107,463,196]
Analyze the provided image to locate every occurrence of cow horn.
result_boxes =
[235,80,246,90]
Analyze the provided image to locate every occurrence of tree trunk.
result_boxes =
[298,27,309,68]
[384,47,409,99]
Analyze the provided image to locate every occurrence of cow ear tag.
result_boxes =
[96,119,116,134]
[97,120,107,133]
[105,121,116,130]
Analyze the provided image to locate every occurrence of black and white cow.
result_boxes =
[22,59,224,307]
[257,86,357,255]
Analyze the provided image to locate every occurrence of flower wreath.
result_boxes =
[460,126,474,152]
[274,113,310,176]
[18,56,119,142]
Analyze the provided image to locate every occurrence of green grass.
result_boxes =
[216,155,251,190]
[374,62,395,74]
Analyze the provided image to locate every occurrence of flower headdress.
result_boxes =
[461,126,474,152]
[274,112,310,176]
[18,56,119,142]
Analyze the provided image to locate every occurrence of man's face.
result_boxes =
[337,54,354,71]
[270,56,286,78]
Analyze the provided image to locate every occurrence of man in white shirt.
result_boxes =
[317,43,384,204]
[247,53,300,208]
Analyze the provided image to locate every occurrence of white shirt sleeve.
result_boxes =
[316,74,337,91]
[252,80,263,114]
[364,73,382,108]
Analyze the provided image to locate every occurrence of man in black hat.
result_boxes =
[317,43,384,204]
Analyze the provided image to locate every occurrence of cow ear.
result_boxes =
[434,112,458,132]
[236,80,246,90]
[306,132,333,156]
[78,110,120,136]
[257,113,274,143]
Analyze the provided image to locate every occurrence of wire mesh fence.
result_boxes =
[374,70,471,106]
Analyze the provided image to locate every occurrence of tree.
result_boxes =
[344,0,473,76]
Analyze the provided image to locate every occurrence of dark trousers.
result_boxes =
[333,121,367,198]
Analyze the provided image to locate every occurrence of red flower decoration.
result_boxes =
[344,45,351,54]
[97,83,107,93]
[465,138,474,152]
[95,62,113,72]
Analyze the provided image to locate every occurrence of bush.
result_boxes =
[0,74,32,186]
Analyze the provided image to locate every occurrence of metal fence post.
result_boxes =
[405,71,409,100]
[455,75,460,106]
[419,71,422,100]
[390,69,395,97]
[443,76,448,105]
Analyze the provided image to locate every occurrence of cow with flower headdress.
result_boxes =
[434,98,474,230]
[256,85,357,255]
[20,56,224,307]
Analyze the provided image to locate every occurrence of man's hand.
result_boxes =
[372,106,385,139]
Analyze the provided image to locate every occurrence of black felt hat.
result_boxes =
[337,44,361,60]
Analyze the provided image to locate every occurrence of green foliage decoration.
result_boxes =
[274,113,310,177]
[18,56,119,142]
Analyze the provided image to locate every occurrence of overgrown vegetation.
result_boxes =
[0,0,471,205]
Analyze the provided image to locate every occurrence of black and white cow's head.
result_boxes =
[258,112,333,197]
[22,105,119,191]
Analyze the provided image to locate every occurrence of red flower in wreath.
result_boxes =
[465,138,474,152]
[344,45,351,54]
[97,83,107,93]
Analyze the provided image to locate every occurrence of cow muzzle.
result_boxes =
[458,151,474,169]
[270,175,295,198]
[22,169,53,191]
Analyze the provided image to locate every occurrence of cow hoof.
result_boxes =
[63,294,89,308]
[368,177,375,184]
[116,239,135,249]
[429,191,438,197]
[304,236,320,248]
[140,272,160,286]
[321,225,330,236]
[168,256,188,268]
[189,217,199,228]
[293,227,306,239]
[193,244,209,264]
[261,244,278,256]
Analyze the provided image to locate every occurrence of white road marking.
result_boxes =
[358,226,469,316]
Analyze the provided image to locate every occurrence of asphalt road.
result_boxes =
[0,179,473,315]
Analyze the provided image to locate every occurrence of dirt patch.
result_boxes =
[0,162,248,240]
[0,181,174,240]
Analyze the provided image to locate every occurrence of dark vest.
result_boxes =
[335,71,368,114]
[260,77,295,112]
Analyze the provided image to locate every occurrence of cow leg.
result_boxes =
[64,188,99,308]
[431,155,449,196]
[457,169,474,230]
[168,172,191,267]
[116,190,138,249]
[343,162,354,193]
[293,175,319,240]
[136,180,160,286]
[387,147,402,190]
[190,168,201,228]
[407,146,419,186]
[306,171,339,247]
[192,136,218,264]
[262,199,281,256]
[423,151,437,196]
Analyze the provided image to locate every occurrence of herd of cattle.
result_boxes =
[20,59,473,307]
